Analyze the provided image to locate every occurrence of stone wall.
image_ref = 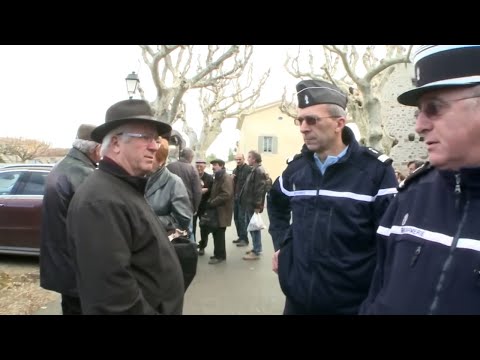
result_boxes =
[380,63,428,175]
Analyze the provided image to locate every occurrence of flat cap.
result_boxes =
[296,79,348,109]
[210,159,225,167]
[76,124,97,142]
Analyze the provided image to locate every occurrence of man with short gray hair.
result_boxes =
[40,123,101,315]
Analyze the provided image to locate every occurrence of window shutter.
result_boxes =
[258,136,264,153]
[272,136,278,154]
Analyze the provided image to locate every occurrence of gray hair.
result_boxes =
[99,123,133,157]
[72,139,98,154]
[179,148,195,162]
[326,104,347,118]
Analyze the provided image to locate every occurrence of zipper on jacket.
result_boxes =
[410,245,422,267]
[428,173,469,315]
[454,173,461,210]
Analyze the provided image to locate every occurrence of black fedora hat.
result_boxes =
[398,45,480,106]
[91,99,172,143]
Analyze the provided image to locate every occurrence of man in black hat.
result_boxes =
[66,99,184,315]
[40,123,100,315]
[198,158,233,264]
[269,79,397,315]
[360,45,480,315]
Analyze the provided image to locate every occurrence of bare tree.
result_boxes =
[195,65,270,159]
[0,137,50,162]
[283,45,413,153]
[138,45,255,149]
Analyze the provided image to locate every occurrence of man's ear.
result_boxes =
[336,117,346,132]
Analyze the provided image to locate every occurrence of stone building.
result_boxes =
[381,63,428,174]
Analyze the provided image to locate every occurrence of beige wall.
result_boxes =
[237,102,303,180]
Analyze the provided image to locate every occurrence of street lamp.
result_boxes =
[125,71,140,99]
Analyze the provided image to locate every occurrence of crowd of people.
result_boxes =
[39,45,480,314]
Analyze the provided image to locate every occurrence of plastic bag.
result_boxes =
[247,213,266,231]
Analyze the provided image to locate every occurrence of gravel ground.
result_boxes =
[0,255,59,315]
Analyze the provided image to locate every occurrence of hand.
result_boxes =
[201,188,208,194]
[272,250,280,274]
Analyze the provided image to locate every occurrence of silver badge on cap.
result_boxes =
[304,95,309,105]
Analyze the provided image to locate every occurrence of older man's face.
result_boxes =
[415,87,480,170]
[196,163,206,175]
[114,122,159,176]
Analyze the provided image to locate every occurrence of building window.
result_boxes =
[258,136,277,154]
[263,136,273,153]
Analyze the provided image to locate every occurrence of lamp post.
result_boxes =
[125,71,140,99]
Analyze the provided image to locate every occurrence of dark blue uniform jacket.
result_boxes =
[268,127,398,314]
[360,165,480,314]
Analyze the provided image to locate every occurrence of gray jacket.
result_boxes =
[145,166,192,232]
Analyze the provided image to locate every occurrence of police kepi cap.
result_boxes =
[398,45,480,106]
[76,124,97,142]
[296,79,348,110]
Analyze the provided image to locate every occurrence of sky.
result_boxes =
[0,45,415,159]
[0,45,304,159]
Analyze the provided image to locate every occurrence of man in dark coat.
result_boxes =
[167,148,202,242]
[232,153,251,246]
[40,123,101,315]
[66,99,184,315]
[239,150,268,259]
[198,159,234,264]
[192,159,213,255]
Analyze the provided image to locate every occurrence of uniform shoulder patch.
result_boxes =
[398,162,432,191]
[364,147,393,165]
[286,153,302,164]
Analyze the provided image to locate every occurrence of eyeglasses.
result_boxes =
[116,132,159,144]
[416,94,480,119]
[294,115,341,126]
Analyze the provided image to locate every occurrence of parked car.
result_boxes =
[0,164,54,255]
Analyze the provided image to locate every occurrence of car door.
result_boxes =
[0,170,24,248]
[0,170,47,253]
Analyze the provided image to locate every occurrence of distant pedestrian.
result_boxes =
[239,150,268,260]
[167,148,202,242]
[232,153,251,245]
[193,159,213,254]
[198,159,234,264]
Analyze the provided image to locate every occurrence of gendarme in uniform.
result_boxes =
[268,79,398,315]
